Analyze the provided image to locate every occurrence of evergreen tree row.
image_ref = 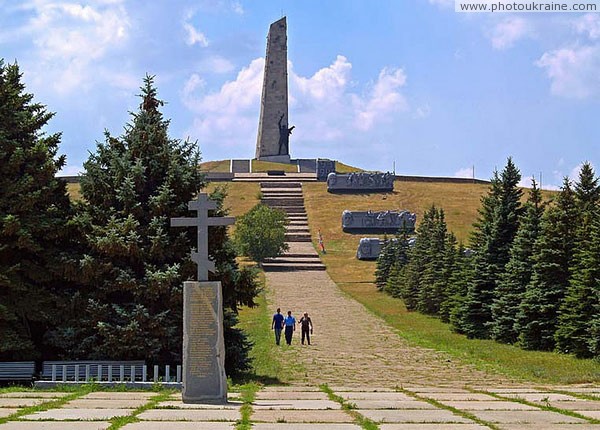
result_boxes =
[0,60,259,374]
[376,158,600,358]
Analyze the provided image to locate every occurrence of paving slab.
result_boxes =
[500,392,579,402]
[337,392,413,401]
[167,392,239,400]
[469,410,586,424]
[500,425,600,430]
[0,398,46,407]
[329,386,397,392]
[404,387,471,393]
[122,423,234,430]
[417,392,498,401]
[380,425,489,430]
[0,422,111,430]
[83,392,157,400]
[65,398,148,408]
[137,409,240,421]
[0,408,18,418]
[253,425,361,430]
[256,391,329,400]
[22,408,134,420]
[487,388,543,394]
[575,410,600,419]
[357,409,472,423]
[441,401,538,410]
[350,399,438,410]
[157,400,242,409]
[252,399,340,410]
[261,386,322,392]
[252,409,354,423]
[0,392,69,398]
[551,400,600,410]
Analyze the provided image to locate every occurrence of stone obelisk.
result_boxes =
[255,17,292,163]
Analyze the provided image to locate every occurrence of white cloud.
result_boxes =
[200,56,235,74]
[293,55,352,101]
[575,13,600,40]
[231,1,244,14]
[415,104,431,118]
[183,22,209,47]
[182,55,412,158]
[536,45,600,99]
[15,0,131,95]
[455,167,474,178]
[354,67,408,131]
[489,17,530,50]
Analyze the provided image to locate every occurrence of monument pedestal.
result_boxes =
[258,155,291,164]
[182,281,227,403]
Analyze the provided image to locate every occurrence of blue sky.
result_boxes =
[1,0,599,188]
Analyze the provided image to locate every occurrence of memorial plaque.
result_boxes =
[356,238,383,260]
[342,210,416,233]
[183,281,227,403]
[327,172,394,192]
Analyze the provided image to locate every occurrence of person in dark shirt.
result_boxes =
[298,312,313,345]
[271,308,284,345]
[284,310,296,345]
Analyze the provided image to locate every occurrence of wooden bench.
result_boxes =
[0,361,36,381]
[41,360,145,382]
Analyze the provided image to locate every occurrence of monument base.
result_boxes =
[257,155,291,164]
[183,281,227,403]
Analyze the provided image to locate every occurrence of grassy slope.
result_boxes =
[302,180,600,384]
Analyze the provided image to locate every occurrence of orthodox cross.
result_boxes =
[170,193,235,281]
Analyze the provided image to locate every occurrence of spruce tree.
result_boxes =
[0,60,74,360]
[555,163,600,357]
[517,178,576,350]
[375,236,396,291]
[417,207,448,315]
[491,179,544,344]
[401,208,435,310]
[456,158,523,338]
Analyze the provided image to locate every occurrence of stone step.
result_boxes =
[288,220,308,226]
[280,253,320,258]
[285,233,312,242]
[261,262,326,272]
[261,188,304,194]
[263,257,322,264]
[286,226,310,233]
[234,176,316,182]
[260,182,302,188]
[261,193,304,199]
[276,206,306,213]
[262,198,305,206]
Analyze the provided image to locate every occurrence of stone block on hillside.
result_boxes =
[342,210,416,234]
[327,172,393,192]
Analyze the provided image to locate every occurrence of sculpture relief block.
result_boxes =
[342,210,416,233]
[327,172,394,192]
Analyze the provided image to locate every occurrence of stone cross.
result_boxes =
[171,193,235,281]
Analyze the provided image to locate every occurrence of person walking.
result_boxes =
[298,312,313,345]
[284,310,296,345]
[271,308,284,345]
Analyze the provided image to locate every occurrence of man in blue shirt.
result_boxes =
[271,308,284,345]
[284,310,296,345]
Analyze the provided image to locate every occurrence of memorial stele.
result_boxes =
[255,16,293,163]
[171,194,234,403]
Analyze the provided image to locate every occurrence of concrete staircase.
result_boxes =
[260,182,326,272]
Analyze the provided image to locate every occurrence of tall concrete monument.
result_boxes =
[255,17,293,163]
[171,194,234,403]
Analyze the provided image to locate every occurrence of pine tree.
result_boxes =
[51,76,259,371]
[0,60,74,360]
[555,163,600,357]
[438,233,461,323]
[516,178,576,350]
[375,236,396,291]
[490,179,544,344]
[383,232,410,298]
[447,244,474,328]
[456,158,523,339]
